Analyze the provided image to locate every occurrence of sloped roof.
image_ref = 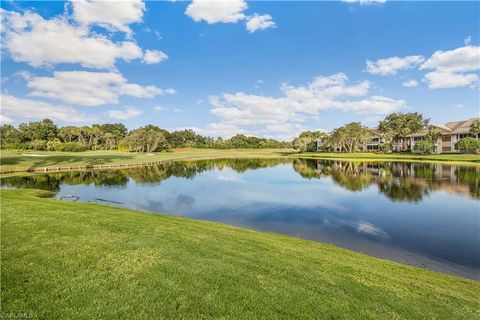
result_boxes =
[407,118,479,137]
[445,118,479,134]
[407,124,452,137]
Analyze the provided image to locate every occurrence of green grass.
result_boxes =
[0,148,293,174]
[1,189,479,319]
[294,152,480,166]
[1,148,479,175]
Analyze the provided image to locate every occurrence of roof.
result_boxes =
[407,118,479,137]
[407,124,452,137]
[445,118,479,134]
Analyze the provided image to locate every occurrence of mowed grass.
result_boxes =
[1,189,479,319]
[1,148,480,175]
[295,152,480,166]
[0,149,294,174]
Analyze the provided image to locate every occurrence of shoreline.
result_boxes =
[1,149,479,177]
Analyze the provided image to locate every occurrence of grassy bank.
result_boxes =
[1,148,480,175]
[0,149,293,174]
[1,189,479,319]
[293,152,480,166]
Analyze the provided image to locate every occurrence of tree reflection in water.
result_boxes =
[1,158,478,201]
[292,159,479,201]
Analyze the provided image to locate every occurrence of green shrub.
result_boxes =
[28,140,47,151]
[57,143,87,152]
[414,140,435,154]
[455,137,480,153]
[379,143,392,153]
[47,139,62,151]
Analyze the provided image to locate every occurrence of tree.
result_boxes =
[100,123,128,150]
[58,126,78,143]
[455,137,480,153]
[292,131,328,152]
[379,112,429,150]
[0,125,21,148]
[470,120,480,136]
[89,125,104,150]
[125,126,166,153]
[18,119,58,142]
[414,140,435,154]
[330,122,371,153]
[426,128,441,142]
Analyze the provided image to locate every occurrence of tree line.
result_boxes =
[292,112,480,153]
[0,119,290,152]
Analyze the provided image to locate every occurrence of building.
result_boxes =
[315,118,479,154]
[408,118,480,154]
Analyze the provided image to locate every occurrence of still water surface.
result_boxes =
[2,158,479,279]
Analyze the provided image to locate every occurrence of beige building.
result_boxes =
[315,118,479,153]
[408,118,480,154]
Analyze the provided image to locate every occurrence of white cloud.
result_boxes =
[185,0,275,33]
[246,14,276,33]
[0,114,14,125]
[421,45,479,73]
[1,94,92,122]
[154,105,168,112]
[204,73,405,139]
[366,55,424,75]
[356,222,387,237]
[342,0,386,4]
[464,36,472,46]
[72,0,145,35]
[173,108,184,113]
[183,123,249,139]
[423,72,478,89]
[142,50,168,64]
[402,79,419,87]
[108,107,142,120]
[420,45,480,89]
[334,96,405,114]
[185,0,247,24]
[26,71,174,106]
[0,9,143,69]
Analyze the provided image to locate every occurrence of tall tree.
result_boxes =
[426,127,442,142]
[470,119,480,136]
[379,112,429,150]
[330,122,372,153]
[0,125,21,148]
[18,118,58,142]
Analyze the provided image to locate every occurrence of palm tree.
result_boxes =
[470,120,480,136]
[426,128,441,142]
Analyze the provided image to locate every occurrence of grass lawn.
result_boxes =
[1,189,479,319]
[0,149,294,174]
[1,148,479,175]
[294,152,480,166]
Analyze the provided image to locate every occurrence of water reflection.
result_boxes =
[293,159,479,201]
[3,158,478,201]
[1,158,479,279]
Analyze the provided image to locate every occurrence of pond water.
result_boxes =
[2,158,479,280]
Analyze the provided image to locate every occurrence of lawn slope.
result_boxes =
[1,189,479,319]
[1,148,479,175]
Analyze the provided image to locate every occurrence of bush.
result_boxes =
[47,139,62,151]
[414,140,435,154]
[379,143,392,153]
[28,140,47,151]
[57,143,87,152]
[455,137,480,153]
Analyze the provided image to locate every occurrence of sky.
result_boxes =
[1,0,479,140]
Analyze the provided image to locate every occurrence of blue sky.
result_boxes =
[1,0,479,139]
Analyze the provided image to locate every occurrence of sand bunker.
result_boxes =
[21,154,49,157]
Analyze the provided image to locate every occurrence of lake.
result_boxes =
[2,158,479,280]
